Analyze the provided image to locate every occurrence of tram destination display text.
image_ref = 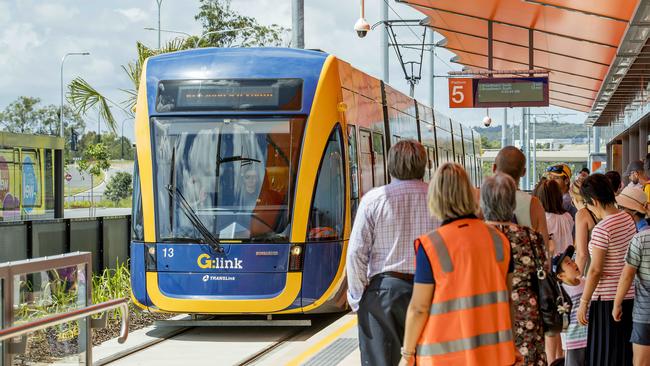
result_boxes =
[156,79,303,112]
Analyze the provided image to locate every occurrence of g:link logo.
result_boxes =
[197,254,243,269]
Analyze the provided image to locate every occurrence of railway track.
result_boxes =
[95,314,344,366]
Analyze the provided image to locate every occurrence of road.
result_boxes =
[65,161,134,203]
[64,207,131,218]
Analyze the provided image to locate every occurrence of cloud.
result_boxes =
[0,23,42,55]
[34,3,79,22]
[116,8,148,23]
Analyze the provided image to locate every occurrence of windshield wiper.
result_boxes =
[218,155,261,164]
[165,184,224,253]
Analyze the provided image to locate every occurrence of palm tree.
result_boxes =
[67,38,191,132]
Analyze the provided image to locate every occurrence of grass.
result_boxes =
[92,261,131,319]
[64,198,131,209]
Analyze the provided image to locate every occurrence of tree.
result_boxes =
[480,136,501,150]
[67,3,286,131]
[74,132,134,160]
[77,143,111,215]
[105,172,132,203]
[194,0,287,48]
[0,96,85,137]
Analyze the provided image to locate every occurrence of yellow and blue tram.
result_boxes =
[130,47,481,314]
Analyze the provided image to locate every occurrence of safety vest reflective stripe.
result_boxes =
[429,230,453,272]
[429,290,510,315]
[416,329,513,357]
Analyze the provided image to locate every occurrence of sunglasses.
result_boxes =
[546,166,565,174]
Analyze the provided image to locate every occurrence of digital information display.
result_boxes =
[475,77,549,108]
[156,79,303,112]
[448,77,549,108]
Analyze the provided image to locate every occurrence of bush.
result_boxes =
[65,201,92,209]
[105,172,133,203]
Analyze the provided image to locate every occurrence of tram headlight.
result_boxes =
[289,244,304,272]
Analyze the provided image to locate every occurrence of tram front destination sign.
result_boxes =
[449,77,549,108]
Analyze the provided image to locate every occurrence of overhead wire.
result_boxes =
[382,0,456,71]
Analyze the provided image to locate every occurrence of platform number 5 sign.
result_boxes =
[448,78,474,108]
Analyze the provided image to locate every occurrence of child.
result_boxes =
[552,245,588,366]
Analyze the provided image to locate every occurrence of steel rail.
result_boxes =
[0,298,129,344]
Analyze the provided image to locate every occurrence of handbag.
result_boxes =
[531,242,572,336]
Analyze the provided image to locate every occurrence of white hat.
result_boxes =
[616,186,648,215]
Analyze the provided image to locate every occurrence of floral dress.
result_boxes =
[495,223,548,366]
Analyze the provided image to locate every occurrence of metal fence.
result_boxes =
[0,252,129,365]
[0,215,131,272]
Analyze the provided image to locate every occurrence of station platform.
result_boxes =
[93,313,361,365]
[259,314,359,366]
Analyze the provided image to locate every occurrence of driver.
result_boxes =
[240,166,260,208]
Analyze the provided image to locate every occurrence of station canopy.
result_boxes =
[398,0,650,124]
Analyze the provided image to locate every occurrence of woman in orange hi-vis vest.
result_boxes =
[399,164,519,366]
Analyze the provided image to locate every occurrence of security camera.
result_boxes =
[483,116,492,127]
[354,18,370,38]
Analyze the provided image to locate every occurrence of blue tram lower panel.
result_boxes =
[301,242,343,307]
[132,241,346,312]
[155,243,290,273]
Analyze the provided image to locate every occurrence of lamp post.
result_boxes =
[156,0,163,48]
[144,27,254,48]
[121,118,132,160]
[60,52,90,138]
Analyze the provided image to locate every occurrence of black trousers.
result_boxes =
[357,274,414,366]
[586,299,634,366]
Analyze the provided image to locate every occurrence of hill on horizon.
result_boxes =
[476,122,589,143]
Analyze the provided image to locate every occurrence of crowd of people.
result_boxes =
[346,140,650,366]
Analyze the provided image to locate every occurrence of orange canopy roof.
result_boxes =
[398,0,641,112]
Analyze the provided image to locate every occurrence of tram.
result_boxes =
[130,47,481,314]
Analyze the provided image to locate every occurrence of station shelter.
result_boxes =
[397,0,650,174]
[0,131,64,222]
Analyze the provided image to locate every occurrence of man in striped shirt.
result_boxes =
[346,140,439,366]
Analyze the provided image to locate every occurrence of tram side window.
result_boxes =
[427,147,436,180]
[347,125,359,220]
[132,154,144,241]
[358,130,374,196]
[372,132,386,187]
[307,126,345,241]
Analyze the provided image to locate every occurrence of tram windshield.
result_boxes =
[152,117,305,242]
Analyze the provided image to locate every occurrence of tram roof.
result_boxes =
[145,48,329,116]
[399,0,650,121]
[146,47,329,79]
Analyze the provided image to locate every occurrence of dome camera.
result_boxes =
[354,18,370,38]
[482,116,492,127]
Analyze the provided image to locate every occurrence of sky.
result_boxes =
[0,0,587,141]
